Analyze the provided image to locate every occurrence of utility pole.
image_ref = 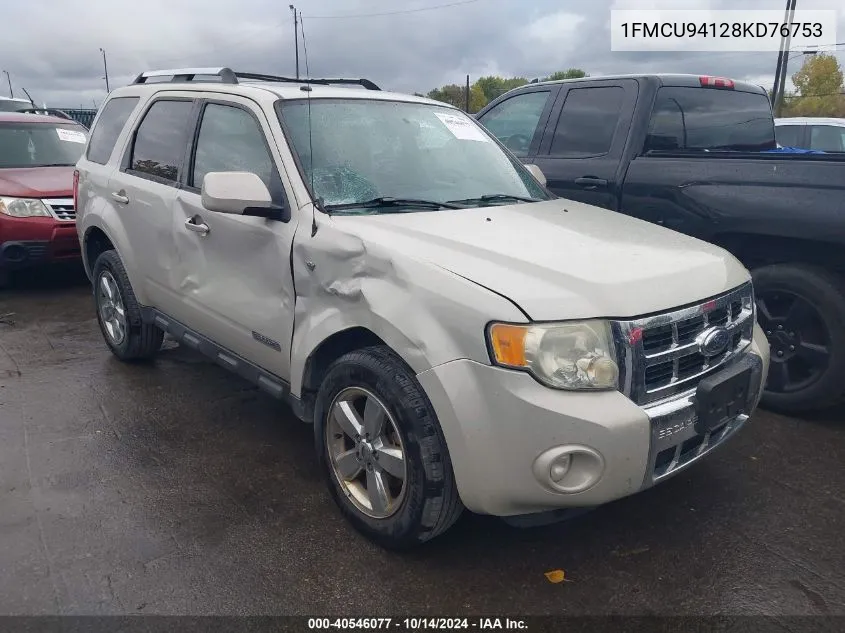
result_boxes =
[772,0,797,116]
[2,70,12,98]
[99,48,110,93]
[465,74,470,112]
[289,4,300,79]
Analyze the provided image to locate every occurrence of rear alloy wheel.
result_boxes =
[92,250,164,361]
[753,264,845,412]
[97,270,127,346]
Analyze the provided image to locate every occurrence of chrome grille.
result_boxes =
[613,282,755,406]
[42,197,76,221]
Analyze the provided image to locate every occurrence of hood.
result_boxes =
[332,199,750,321]
[0,166,75,198]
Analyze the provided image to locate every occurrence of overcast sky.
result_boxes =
[2,0,843,108]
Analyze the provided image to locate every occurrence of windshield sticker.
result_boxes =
[433,112,490,142]
[56,128,87,144]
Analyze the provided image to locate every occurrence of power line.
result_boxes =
[303,0,484,20]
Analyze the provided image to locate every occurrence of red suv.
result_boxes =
[0,112,89,285]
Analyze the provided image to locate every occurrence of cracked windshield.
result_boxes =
[278,99,549,212]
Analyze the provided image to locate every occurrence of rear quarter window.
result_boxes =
[86,97,139,164]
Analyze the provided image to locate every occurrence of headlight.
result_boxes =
[0,197,52,218]
[487,320,619,390]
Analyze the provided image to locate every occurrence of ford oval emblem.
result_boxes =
[700,326,731,357]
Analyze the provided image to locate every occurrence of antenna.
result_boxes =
[300,10,320,237]
[21,87,36,108]
[305,84,320,237]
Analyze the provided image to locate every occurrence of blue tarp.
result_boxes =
[762,147,827,154]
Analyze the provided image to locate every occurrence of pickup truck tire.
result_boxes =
[314,345,463,549]
[752,263,845,412]
[92,250,163,361]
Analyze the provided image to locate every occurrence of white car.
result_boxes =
[0,96,34,113]
[774,117,845,152]
[73,67,770,548]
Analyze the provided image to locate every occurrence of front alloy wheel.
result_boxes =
[314,346,463,548]
[326,387,407,518]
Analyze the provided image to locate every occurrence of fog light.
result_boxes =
[533,445,605,494]
[549,455,571,482]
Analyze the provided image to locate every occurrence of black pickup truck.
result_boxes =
[476,74,845,412]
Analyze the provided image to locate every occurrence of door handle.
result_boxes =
[111,191,129,204]
[575,177,609,189]
[184,217,210,236]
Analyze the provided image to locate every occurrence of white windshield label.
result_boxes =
[56,128,87,144]
[433,112,490,142]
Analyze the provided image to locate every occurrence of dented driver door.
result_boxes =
[170,98,299,379]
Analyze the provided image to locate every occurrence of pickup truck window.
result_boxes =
[809,125,845,152]
[548,87,624,157]
[475,91,550,157]
[279,99,548,211]
[645,87,776,152]
[128,99,194,184]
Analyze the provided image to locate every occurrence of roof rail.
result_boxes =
[131,67,380,90]
[233,72,380,91]
[132,68,238,84]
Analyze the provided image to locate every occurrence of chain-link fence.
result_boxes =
[55,108,97,128]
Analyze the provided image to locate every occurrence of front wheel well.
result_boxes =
[83,227,115,277]
[299,327,387,422]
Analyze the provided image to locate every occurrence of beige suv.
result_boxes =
[74,67,769,549]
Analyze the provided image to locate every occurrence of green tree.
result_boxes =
[782,53,845,117]
[542,68,588,81]
[475,75,530,103]
[426,83,487,112]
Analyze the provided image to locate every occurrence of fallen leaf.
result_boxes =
[544,569,566,583]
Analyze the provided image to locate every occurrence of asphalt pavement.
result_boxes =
[0,266,843,616]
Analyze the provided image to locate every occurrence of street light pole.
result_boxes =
[2,70,12,98]
[99,48,110,93]
[289,4,300,79]
[772,0,797,116]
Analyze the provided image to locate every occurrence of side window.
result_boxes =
[86,97,139,165]
[191,104,277,192]
[775,125,804,148]
[128,100,194,183]
[810,125,845,152]
[548,87,624,157]
[476,91,550,157]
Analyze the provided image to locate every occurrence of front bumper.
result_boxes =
[416,323,769,517]
[0,217,80,270]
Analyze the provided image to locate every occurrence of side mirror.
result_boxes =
[201,171,273,215]
[525,164,547,188]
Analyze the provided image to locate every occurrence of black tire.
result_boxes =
[753,263,845,412]
[92,250,163,361]
[314,345,463,549]
[0,269,9,290]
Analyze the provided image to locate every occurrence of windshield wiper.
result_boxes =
[35,163,76,167]
[446,194,541,206]
[325,197,462,212]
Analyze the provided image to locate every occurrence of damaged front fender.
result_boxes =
[288,212,527,398]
